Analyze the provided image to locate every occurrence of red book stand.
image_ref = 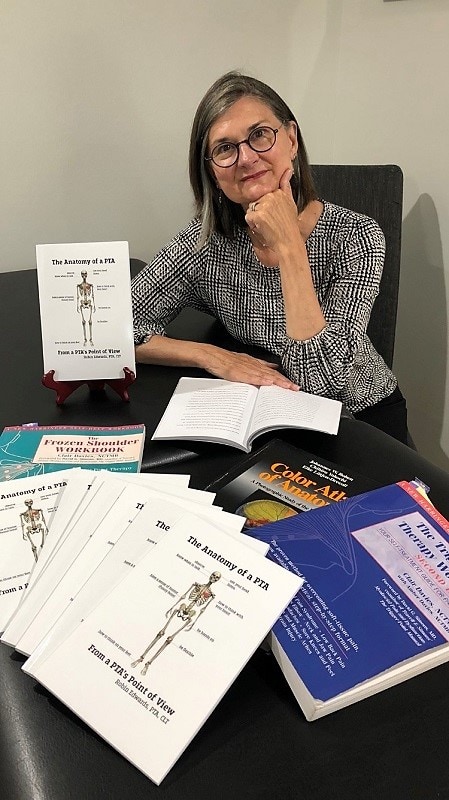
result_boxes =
[42,367,136,405]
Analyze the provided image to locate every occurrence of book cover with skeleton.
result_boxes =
[22,487,265,676]
[0,471,78,632]
[36,241,135,381]
[29,514,302,785]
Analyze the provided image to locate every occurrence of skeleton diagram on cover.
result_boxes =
[131,571,221,675]
[76,271,96,347]
[20,499,48,562]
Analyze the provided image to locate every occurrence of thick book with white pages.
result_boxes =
[246,481,449,720]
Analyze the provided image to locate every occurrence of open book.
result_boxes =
[152,378,342,452]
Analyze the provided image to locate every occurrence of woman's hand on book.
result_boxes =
[203,347,299,390]
[135,335,298,390]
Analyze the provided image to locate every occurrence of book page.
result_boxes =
[250,386,341,442]
[111,472,215,505]
[152,378,257,447]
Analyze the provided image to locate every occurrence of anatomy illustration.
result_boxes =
[20,499,48,562]
[76,271,96,346]
[131,571,221,674]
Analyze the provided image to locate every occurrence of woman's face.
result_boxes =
[207,96,297,210]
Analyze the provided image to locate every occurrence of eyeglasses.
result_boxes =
[205,126,279,168]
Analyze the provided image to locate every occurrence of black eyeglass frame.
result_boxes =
[205,126,279,168]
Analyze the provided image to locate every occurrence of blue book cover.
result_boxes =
[247,482,449,719]
[0,424,145,480]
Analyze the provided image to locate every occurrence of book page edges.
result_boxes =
[270,633,449,722]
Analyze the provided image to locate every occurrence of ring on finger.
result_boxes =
[250,201,258,212]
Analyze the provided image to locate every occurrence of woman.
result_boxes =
[132,71,408,443]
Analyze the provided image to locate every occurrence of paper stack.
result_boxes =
[0,468,302,784]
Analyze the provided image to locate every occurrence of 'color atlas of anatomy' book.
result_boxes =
[151,377,342,453]
[36,241,135,382]
[206,438,377,528]
[0,424,146,481]
[246,481,449,720]
[28,515,302,785]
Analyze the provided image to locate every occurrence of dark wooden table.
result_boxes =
[2,268,449,800]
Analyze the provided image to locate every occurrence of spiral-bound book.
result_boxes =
[0,424,145,481]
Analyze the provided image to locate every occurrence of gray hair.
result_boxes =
[189,71,317,247]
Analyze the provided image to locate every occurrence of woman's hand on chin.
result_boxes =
[244,168,301,252]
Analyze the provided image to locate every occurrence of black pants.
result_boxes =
[354,386,409,446]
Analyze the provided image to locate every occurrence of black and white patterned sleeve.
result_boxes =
[131,223,206,345]
[279,216,386,396]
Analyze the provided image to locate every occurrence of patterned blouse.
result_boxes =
[131,201,397,413]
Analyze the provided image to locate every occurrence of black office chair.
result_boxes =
[311,164,403,371]
[311,164,415,448]
[130,258,147,278]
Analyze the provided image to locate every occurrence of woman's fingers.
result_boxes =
[244,172,298,251]
[207,350,299,390]
[278,167,294,199]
